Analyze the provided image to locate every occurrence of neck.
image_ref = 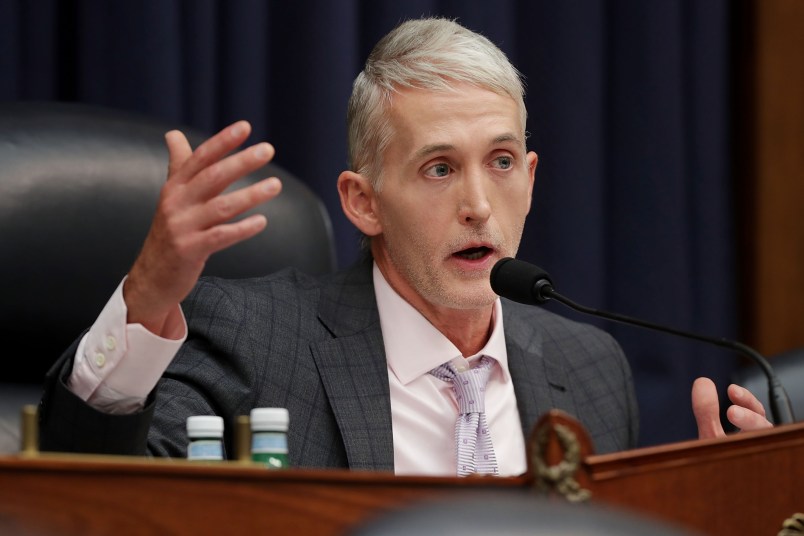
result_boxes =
[373,249,495,357]
[425,306,494,357]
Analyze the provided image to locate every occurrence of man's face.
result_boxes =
[370,84,537,314]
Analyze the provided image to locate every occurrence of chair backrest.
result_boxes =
[0,101,337,384]
[732,347,804,422]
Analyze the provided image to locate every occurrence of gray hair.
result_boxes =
[347,18,527,190]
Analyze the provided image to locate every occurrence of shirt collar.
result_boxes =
[373,262,511,386]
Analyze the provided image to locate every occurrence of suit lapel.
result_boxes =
[311,259,395,471]
[503,300,578,439]
[309,268,579,470]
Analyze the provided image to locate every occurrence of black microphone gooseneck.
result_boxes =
[490,257,795,425]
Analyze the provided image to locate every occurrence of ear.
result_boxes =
[525,151,538,213]
[337,170,382,236]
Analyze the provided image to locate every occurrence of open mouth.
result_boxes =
[454,246,492,261]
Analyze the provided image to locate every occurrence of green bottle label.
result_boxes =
[251,431,289,469]
[251,452,290,469]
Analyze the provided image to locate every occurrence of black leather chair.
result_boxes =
[0,101,337,452]
[732,346,804,423]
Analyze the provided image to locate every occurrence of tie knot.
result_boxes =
[430,356,494,414]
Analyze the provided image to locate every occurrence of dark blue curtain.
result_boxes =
[1,0,736,447]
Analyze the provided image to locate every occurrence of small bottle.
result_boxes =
[186,415,224,461]
[250,407,289,469]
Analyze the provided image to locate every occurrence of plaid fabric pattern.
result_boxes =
[39,259,638,466]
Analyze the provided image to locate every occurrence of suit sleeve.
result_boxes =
[38,334,155,455]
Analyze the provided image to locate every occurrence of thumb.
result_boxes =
[692,377,726,439]
[165,129,192,180]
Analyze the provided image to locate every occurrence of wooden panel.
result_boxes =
[0,455,526,536]
[741,0,804,355]
[2,414,803,536]
[583,423,804,535]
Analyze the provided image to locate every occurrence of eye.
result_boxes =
[423,162,451,178]
[491,155,514,170]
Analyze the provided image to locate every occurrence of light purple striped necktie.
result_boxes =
[430,356,499,477]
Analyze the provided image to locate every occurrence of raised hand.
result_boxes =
[123,121,281,337]
[692,377,773,439]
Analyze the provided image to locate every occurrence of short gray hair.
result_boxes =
[347,18,527,190]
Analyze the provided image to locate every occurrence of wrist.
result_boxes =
[123,276,178,337]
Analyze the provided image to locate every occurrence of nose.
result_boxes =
[457,169,492,225]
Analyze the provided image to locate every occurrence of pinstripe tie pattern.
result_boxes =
[430,356,499,477]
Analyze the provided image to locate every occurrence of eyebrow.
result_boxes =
[493,133,523,145]
[414,143,455,159]
[413,133,523,160]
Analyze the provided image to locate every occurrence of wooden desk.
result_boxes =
[0,454,525,535]
[2,414,802,535]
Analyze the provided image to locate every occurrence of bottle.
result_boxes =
[186,415,224,461]
[250,407,289,468]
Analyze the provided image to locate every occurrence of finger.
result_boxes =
[190,213,269,258]
[727,384,767,418]
[165,130,193,180]
[188,142,275,202]
[726,404,774,432]
[692,377,726,439]
[172,120,252,184]
[181,177,282,232]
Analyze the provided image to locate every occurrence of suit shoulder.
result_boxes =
[502,298,618,348]
[502,299,639,452]
[501,298,629,382]
[183,267,327,314]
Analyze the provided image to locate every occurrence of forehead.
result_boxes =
[385,84,524,153]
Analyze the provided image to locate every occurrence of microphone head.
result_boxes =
[490,257,554,305]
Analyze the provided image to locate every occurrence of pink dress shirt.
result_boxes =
[374,264,526,476]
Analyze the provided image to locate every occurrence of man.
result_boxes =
[38,18,770,476]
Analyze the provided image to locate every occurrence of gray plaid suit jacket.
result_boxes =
[39,258,638,469]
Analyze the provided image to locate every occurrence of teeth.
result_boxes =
[460,249,486,260]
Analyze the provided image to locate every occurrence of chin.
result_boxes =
[435,284,498,311]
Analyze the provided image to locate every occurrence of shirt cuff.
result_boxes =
[69,277,187,411]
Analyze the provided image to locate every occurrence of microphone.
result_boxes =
[490,257,795,425]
